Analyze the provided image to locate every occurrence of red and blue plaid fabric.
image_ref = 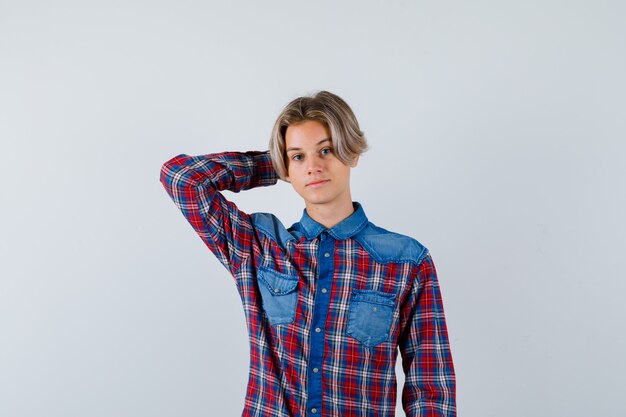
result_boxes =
[160,151,456,416]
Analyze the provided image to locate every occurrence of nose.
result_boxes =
[307,154,323,174]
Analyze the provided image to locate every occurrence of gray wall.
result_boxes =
[1,1,624,416]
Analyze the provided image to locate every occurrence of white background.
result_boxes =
[1,1,625,416]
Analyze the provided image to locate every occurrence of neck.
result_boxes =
[305,197,355,229]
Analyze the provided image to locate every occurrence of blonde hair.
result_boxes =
[268,90,369,181]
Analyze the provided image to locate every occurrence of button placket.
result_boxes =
[306,230,335,415]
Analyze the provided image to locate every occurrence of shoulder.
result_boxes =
[250,212,299,248]
[354,221,429,265]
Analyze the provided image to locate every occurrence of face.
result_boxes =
[285,120,358,210]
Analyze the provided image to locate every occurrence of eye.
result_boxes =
[291,154,302,161]
[320,147,332,155]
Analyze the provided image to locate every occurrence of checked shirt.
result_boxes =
[159,150,456,416]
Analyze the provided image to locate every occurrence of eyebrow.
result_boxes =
[286,138,331,152]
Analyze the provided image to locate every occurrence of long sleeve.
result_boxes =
[159,150,279,277]
[398,253,456,416]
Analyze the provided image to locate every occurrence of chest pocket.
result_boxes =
[257,266,299,326]
[347,289,396,348]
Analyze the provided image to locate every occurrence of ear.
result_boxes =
[349,155,360,168]
[284,158,291,182]
[284,167,291,183]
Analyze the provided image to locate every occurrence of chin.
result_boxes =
[306,196,337,206]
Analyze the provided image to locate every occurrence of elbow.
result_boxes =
[159,153,190,189]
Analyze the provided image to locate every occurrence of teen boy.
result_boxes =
[159,91,456,416]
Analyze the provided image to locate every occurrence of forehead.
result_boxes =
[285,120,330,150]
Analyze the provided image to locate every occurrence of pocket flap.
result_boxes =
[258,266,299,295]
[351,289,396,306]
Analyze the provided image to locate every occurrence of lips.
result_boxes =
[307,179,329,187]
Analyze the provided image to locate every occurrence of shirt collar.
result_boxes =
[299,201,368,240]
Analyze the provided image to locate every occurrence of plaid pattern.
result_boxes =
[160,151,456,416]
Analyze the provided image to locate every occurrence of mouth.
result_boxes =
[307,179,329,187]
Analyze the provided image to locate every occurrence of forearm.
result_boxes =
[159,150,279,195]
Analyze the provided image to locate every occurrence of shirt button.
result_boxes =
[372,306,377,312]
[324,252,330,258]
[321,288,327,293]
[315,327,321,333]
[311,408,317,414]
[313,367,319,373]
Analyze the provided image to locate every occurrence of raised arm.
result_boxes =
[398,253,456,416]
[159,151,279,277]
